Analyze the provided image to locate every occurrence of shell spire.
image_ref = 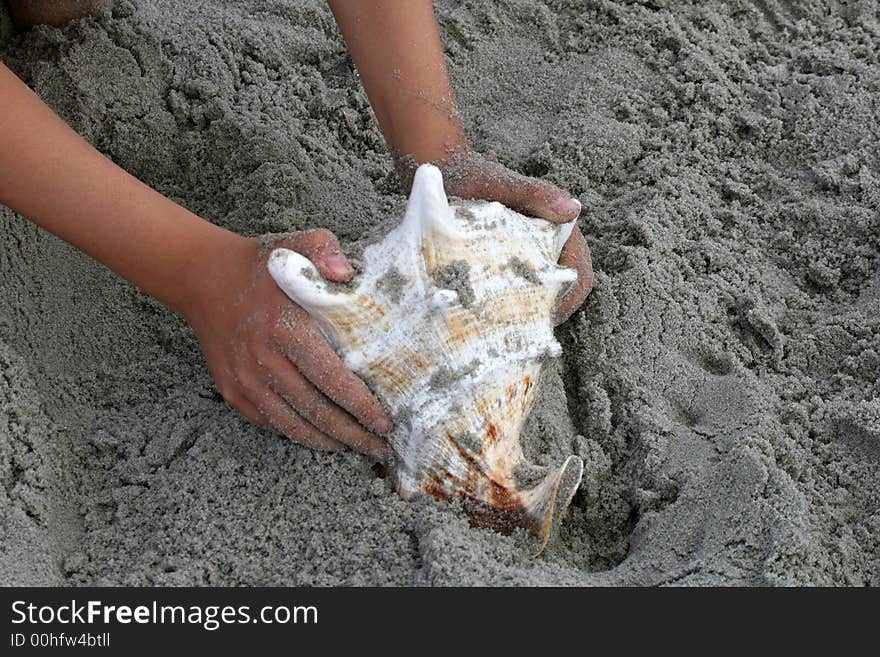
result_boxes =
[405,163,459,237]
[269,164,584,554]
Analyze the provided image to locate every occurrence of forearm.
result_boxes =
[327,0,466,164]
[0,62,238,313]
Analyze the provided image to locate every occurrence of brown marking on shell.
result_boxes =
[446,432,498,485]
[506,383,517,404]
[422,241,440,274]
[425,430,535,534]
[442,308,482,347]
[360,346,436,399]
[390,345,432,375]
[479,285,560,328]
[475,376,533,431]
[447,432,493,482]
[486,423,499,444]
[447,432,472,463]
[421,457,471,501]
[465,482,532,534]
[324,312,363,347]
[327,294,387,345]
[358,295,388,318]
[475,397,496,426]
[372,348,431,387]
[521,375,533,412]
[423,475,451,501]
[370,361,412,395]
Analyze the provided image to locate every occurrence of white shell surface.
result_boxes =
[268,164,584,552]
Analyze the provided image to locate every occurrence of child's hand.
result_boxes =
[328,2,594,324]
[401,151,595,325]
[180,231,392,460]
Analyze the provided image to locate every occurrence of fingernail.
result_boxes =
[552,197,581,220]
[326,254,353,276]
[373,416,393,434]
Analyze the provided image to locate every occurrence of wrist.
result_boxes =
[393,140,469,192]
[386,111,468,168]
[171,224,257,321]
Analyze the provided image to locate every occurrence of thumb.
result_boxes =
[505,177,582,224]
[441,155,581,224]
[282,229,353,282]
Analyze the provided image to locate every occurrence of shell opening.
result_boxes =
[521,455,585,556]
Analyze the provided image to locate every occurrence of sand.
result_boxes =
[1,0,878,586]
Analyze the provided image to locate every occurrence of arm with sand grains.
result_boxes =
[0,61,392,458]
[327,0,594,323]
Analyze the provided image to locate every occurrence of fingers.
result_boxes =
[502,174,582,225]
[277,311,393,435]
[555,227,595,325]
[232,396,269,428]
[260,350,389,460]
[440,154,581,224]
[244,383,346,452]
[277,229,354,282]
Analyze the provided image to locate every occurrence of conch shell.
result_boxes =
[268,164,584,553]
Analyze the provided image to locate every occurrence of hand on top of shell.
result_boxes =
[268,164,584,555]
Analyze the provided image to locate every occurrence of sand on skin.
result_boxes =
[1,0,878,585]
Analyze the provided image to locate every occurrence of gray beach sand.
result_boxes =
[1,0,878,585]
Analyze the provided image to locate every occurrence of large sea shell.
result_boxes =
[268,164,584,553]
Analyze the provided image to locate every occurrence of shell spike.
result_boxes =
[541,265,578,287]
[552,218,577,260]
[405,164,459,239]
[267,248,349,322]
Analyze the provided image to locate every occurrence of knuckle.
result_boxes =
[230,367,251,389]
[536,180,559,199]
[251,343,276,366]
[277,231,305,249]
[311,228,334,243]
